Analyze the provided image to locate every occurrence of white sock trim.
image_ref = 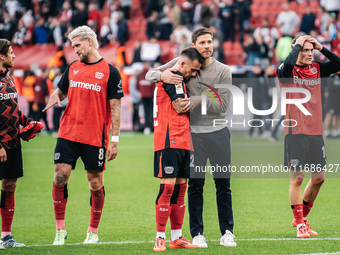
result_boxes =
[171,229,182,241]
[156,232,165,239]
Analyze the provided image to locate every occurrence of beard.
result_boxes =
[3,60,13,69]
[79,52,89,63]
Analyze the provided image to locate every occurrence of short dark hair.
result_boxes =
[180,47,204,64]
[191,27,213,44]
[0,39,11,56]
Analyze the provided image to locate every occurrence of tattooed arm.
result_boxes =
[172,97,190,114]
[107,98,121,161]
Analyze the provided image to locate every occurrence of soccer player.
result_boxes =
[146,27,236,248]
[0,39,43,249]
[276,35,340,238]
[153,47,203,251]
[43,26,124,245]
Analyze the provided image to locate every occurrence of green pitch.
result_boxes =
[7,132,340,254]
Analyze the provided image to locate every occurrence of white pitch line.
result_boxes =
[236,238,340,241]
[24,237,340,248]
[293,253,340,255]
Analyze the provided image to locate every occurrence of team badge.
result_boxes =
[164,166,174,174]
[95,72,104,79]
[55,152,61,160]
[290,159,299,167]
[310,67,317,74]
[175,83,184,94]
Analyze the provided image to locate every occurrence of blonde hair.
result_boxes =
[68,25,99,49]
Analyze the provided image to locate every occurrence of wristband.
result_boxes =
[111,136,119,142]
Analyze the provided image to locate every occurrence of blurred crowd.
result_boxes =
[1,0,340,137]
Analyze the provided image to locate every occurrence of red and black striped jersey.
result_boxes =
[0,70,31,149]
[57,58,123,148]
[153,73,191,152]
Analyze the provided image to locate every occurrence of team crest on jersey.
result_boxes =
[95,72,104,79]
[73,70,79,75]
[310,67,317,74]
[175,83,184,94]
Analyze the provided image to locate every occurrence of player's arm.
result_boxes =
[18,110,32,127]
[172,97,190,114]
[163,82,188,114]
[145,58,183,84]
[43,88,68,112]
[276,46,301,80]
[107,98,121,161]
[316,47,340,76]
[0,145,6,162]
[43,63,71,112]
[107,64,124,162]
[277,35,311,82]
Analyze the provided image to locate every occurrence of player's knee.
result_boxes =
[312,177,325,186]
[2,181,16,192]
[54,171,68,185]
[89,179,103,191]
[291,177,304,187]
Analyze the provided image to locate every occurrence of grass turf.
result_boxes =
[6,131,339,254]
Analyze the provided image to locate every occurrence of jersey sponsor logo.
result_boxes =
[290,159,299,167]
[95,72,104,79]
[310,67,318,74]
[293,76,321,86]
[164,166,174,174]
[0,92,17,100]
[70,80,102,92]
[175,83,184,94]
[73,70,79,75]
[55,152,61,160]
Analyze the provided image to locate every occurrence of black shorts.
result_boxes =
[284,134,326,171]
[0,148,23,179]
[154,148,190,178]
[54,138,106,171]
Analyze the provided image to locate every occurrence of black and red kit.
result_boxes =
[0,70,31,149]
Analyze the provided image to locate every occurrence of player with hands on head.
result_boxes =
[43,25,124,245]
[0,39,43,249]
[153,47,203,251]
[276,34,340,238]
